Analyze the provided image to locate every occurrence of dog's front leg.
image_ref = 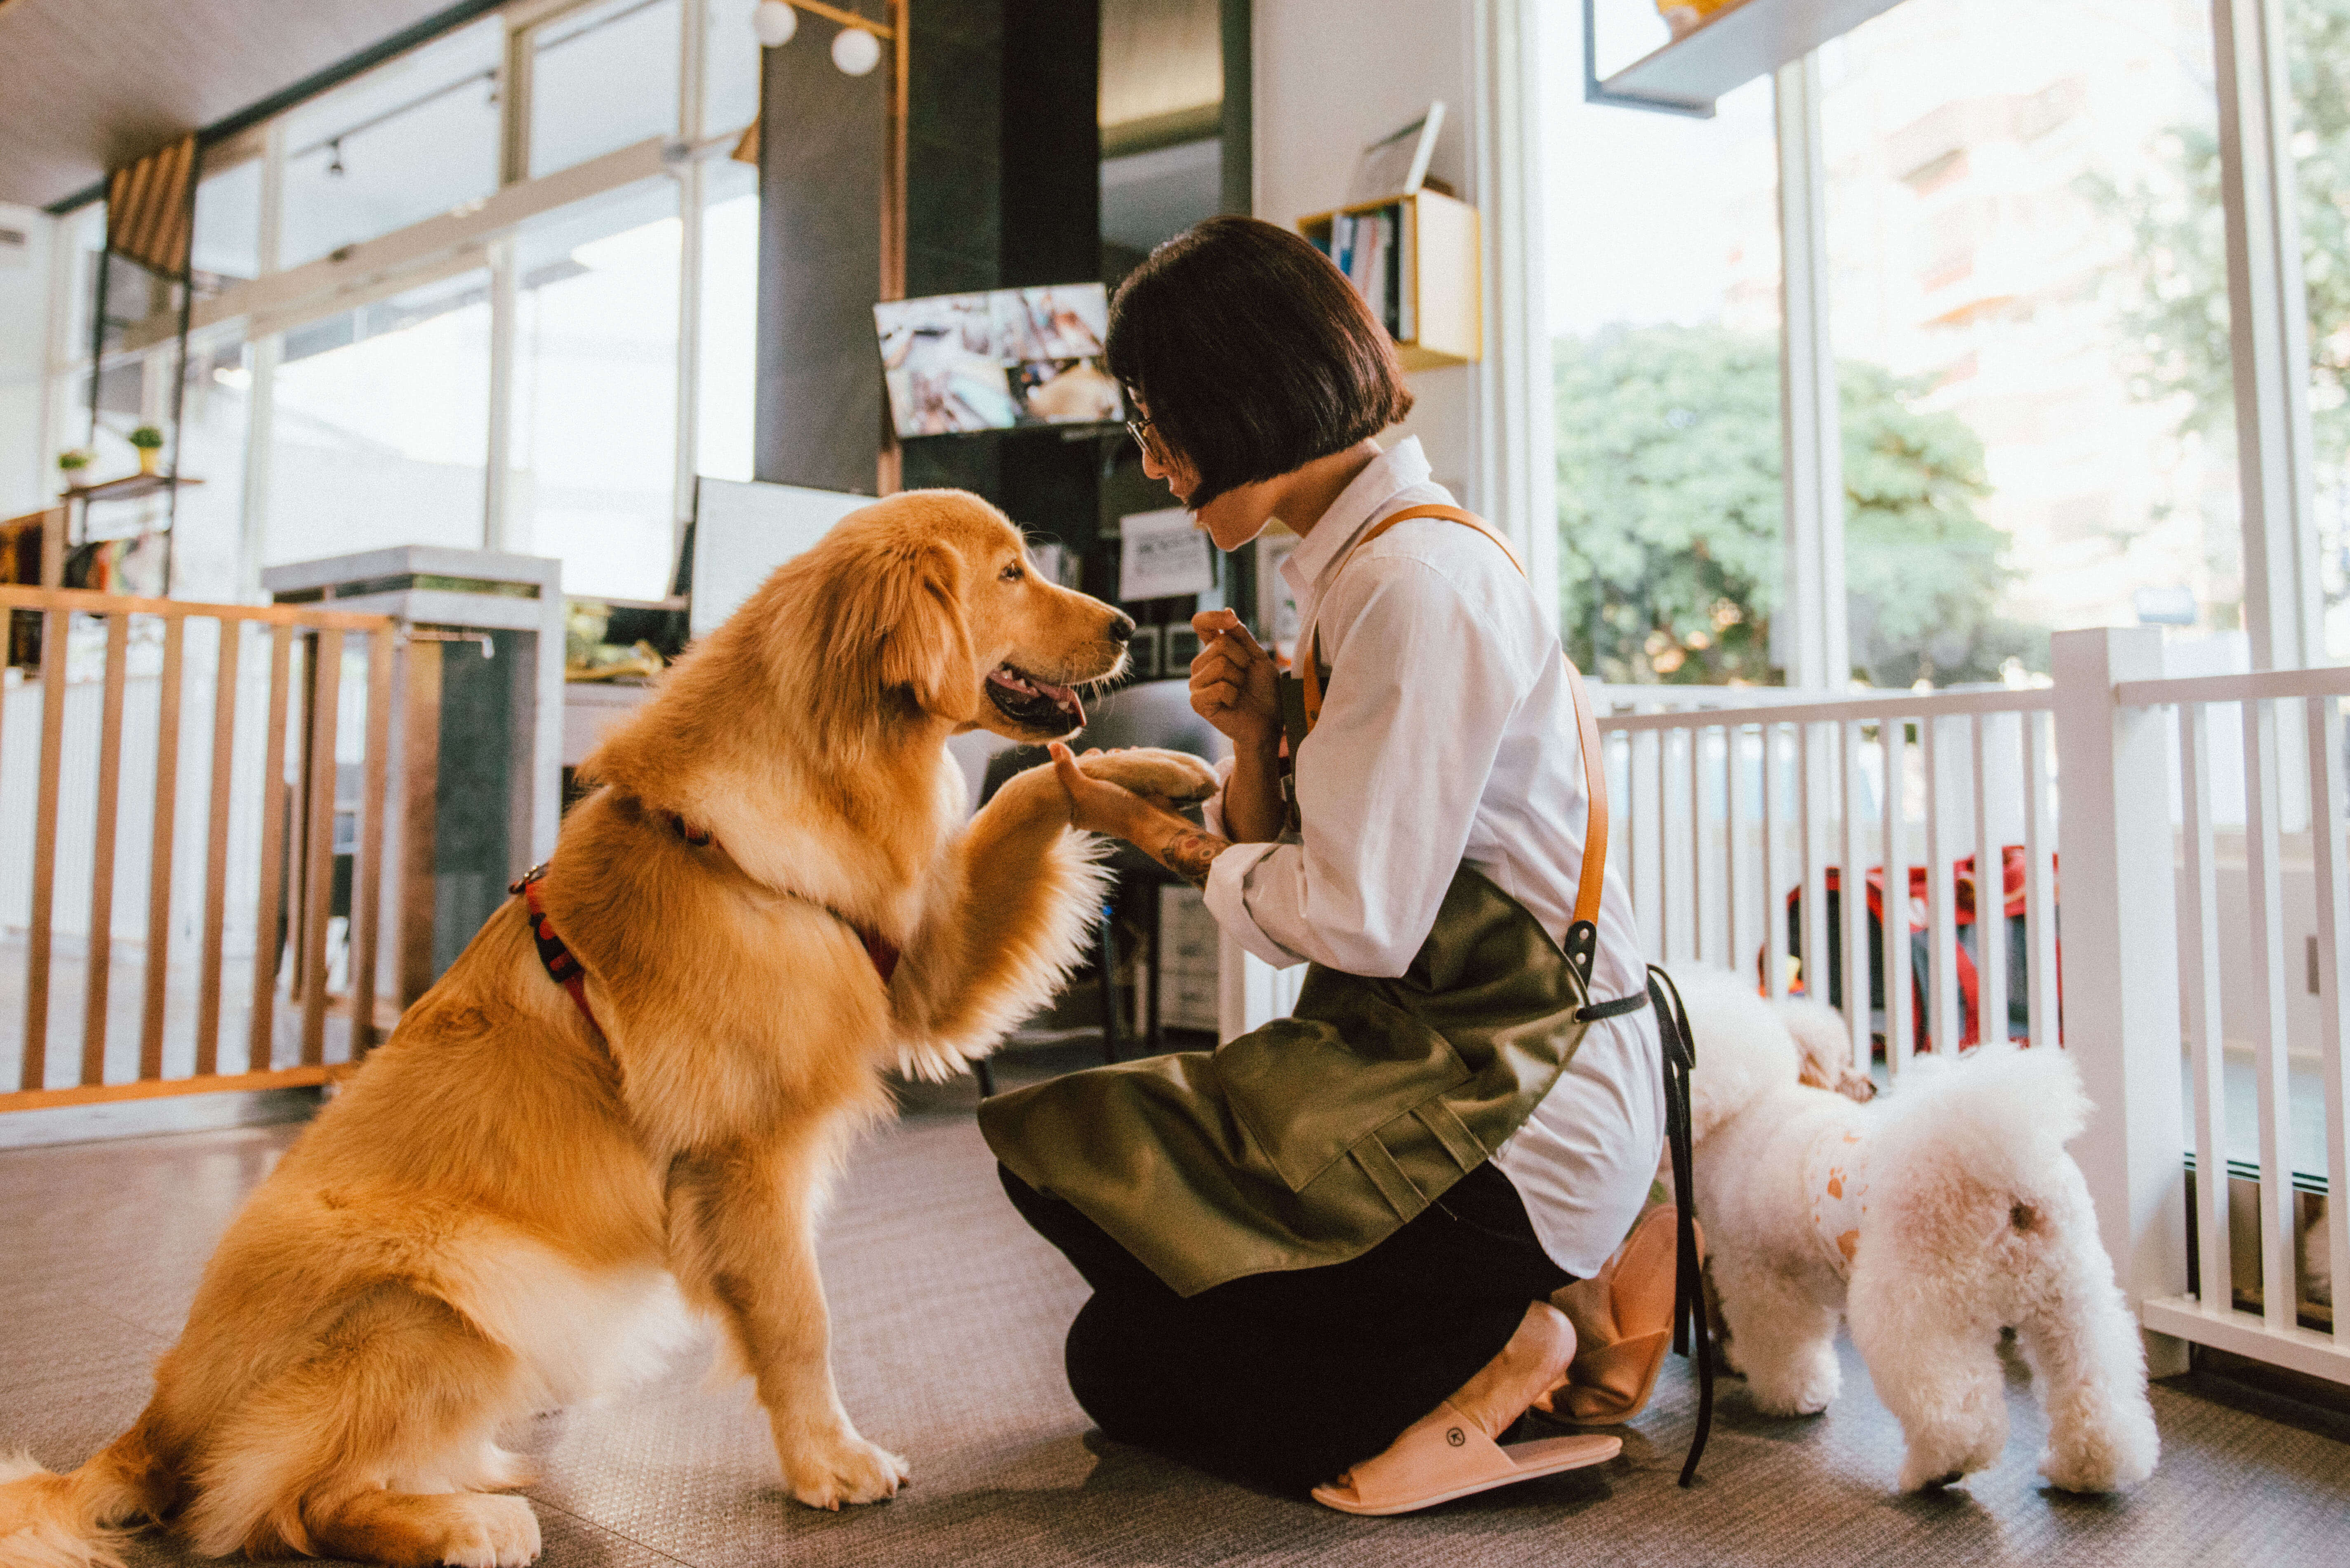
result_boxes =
[896,749,1212,1051]
[665,1131,908,1509]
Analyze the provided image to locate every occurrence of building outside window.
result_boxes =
[1821,0,2234,682]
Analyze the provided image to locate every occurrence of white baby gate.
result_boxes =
[1220,627,2350,1389]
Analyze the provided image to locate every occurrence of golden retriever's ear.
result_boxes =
[809,536,978,742]
[881,543,980,723]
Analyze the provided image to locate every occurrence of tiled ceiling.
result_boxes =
[0,0,465,209]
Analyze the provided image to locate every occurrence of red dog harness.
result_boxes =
[511,815,901,1043]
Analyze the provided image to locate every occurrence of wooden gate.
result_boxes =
[0,586,397,1112]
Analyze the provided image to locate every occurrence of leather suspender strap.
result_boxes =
[1294,503,1610,971]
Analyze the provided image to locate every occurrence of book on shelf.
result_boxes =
[1311,203,1411,341]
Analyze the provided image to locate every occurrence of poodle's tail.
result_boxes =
[1875,1039,2088,1194]
[0,1423,169,1568]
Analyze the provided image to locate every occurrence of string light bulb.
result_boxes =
[751,0,797,47]
[831,26,882,75]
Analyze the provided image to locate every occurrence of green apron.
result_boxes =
[981,503,1622,1300]
[978,862,1599,1297]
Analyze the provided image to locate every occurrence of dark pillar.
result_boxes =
[902,0,1003,497]
[995,0,1102,549]
[999,0,1100,288]
[755,16,888,495]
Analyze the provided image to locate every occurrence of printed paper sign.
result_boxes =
[1118,507,1215,601]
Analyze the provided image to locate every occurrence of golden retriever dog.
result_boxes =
[0,490,1216,1568]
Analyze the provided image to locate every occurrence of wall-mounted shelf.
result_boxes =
[1296,190,1481,370]
[1586,0,1908,118]
[62,473,203,505]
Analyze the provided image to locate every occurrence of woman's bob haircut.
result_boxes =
[1105,216,1413,510]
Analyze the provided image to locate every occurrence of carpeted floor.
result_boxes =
[5,1048,2347,1568]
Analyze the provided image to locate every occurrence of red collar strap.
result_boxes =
[513,865,603,1037]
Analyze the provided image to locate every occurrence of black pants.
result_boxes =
[1000,1161,1572,1493]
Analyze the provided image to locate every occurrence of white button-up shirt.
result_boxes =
[1201,438,1663,1278]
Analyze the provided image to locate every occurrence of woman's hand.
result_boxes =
[1189,609,1281,752]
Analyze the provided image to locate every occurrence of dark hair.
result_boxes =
[1105,216,1413,509]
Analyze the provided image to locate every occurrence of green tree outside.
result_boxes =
[1556,324,2032,687]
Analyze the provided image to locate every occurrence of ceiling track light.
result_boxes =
[327,138,346,177]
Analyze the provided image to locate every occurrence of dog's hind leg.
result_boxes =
[1847,1258,2007,1491]
[1714,1263,1843,1416]
[179,1284,541,1566]
[2009,1190,2160,1491]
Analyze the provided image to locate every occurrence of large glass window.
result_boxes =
[530,0,683,178]
[190,154,264,283]
[1821,0,2234,683]
[702,0,765,138]
[696,158,759,484]
[510,181,681,597]
[278,18,504,268]
[2287,0,2350,653]
[169,339,256,603]
[267,270,494,562]
[1546,18,1782,686]
[50,3,766,605]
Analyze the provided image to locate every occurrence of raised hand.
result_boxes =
[1188,609,1281,752]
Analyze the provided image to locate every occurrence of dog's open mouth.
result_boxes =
[986,663,1085,733]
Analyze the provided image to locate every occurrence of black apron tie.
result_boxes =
[1645,963,1712,1486]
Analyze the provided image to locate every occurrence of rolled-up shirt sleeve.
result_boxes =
[1204,559,1526,978]
[1198,759,1309,968]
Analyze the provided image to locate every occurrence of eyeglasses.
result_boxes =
[1126,414,1159,456]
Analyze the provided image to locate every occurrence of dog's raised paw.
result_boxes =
[1077,748,1220,808]
[782,1431,910,1511]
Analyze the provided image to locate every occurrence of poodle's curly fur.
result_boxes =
[1670,965,2160,1493]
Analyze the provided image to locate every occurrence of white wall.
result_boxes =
[1253,0,1479,498]
[0,202,57,518]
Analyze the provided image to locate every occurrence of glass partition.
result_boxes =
[702,0,765,138]
[2287,0,2350,653]
[191,154,264,282]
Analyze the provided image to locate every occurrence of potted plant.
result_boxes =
[57,448,93,488]
[128,425,166,476]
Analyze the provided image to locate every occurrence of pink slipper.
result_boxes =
[1309,1399,1622,1515]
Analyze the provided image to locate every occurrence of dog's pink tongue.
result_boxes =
[1034,676,1083,724]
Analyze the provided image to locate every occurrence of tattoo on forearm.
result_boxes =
[1156,826,1232,889]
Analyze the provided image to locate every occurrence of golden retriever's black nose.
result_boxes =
[1107,612,1135,644]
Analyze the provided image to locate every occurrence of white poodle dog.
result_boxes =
[1668,965,2160,1493]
